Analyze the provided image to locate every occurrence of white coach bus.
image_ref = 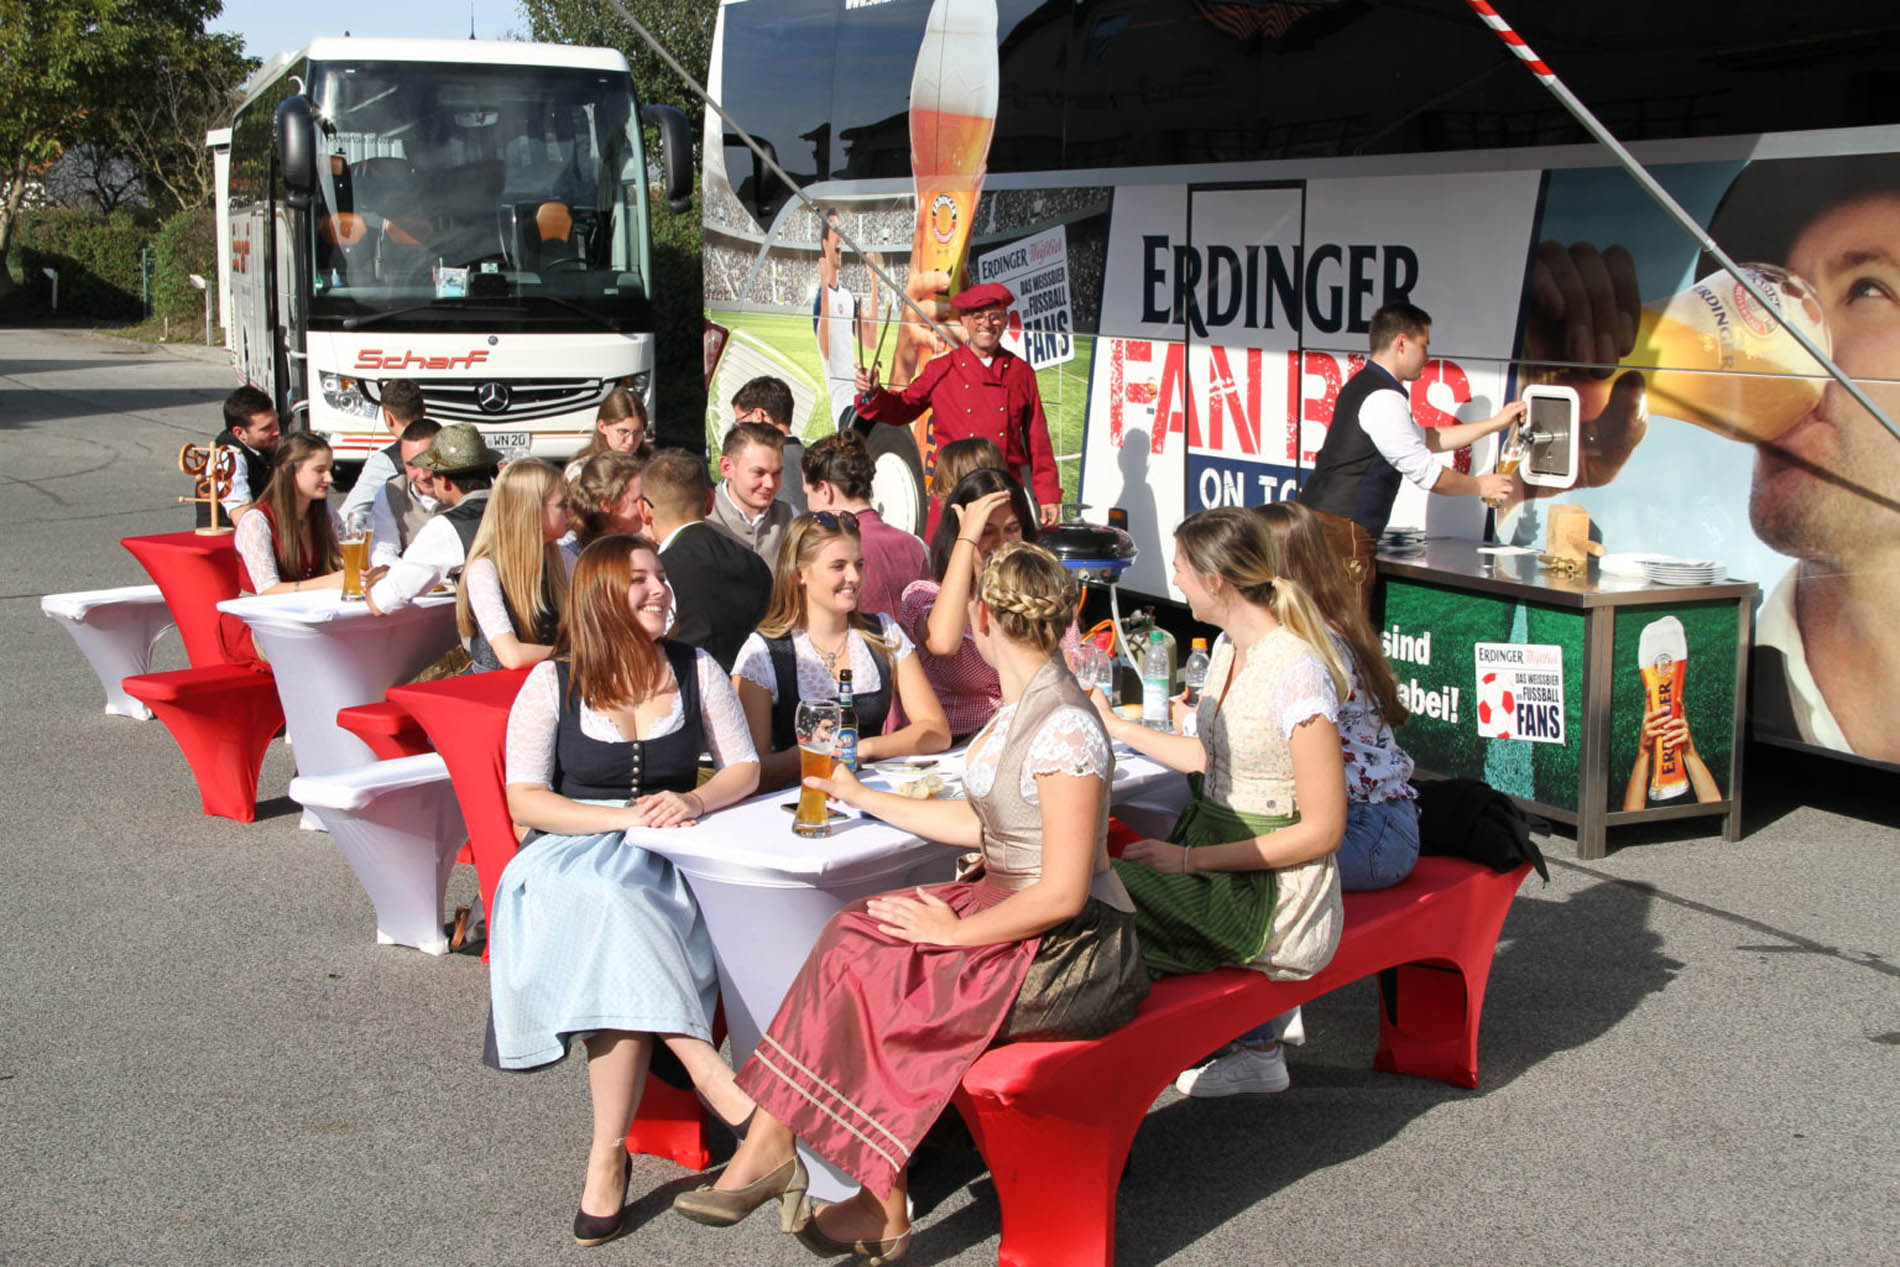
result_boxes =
[214,37,691,466]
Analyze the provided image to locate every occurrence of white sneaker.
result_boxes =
[1174,1043,1290,1097]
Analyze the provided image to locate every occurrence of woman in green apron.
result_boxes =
[1091,506,1350,1086]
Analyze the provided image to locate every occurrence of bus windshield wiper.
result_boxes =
[341,295,628,333]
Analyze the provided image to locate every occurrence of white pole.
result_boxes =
[1465,0,1900,445]
[190,274,210,345]
[40,267,56,311]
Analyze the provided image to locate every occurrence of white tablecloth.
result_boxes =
[628,746,1187,1200]
[216,590,457,781]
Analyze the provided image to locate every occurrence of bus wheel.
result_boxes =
[858,417,927,536]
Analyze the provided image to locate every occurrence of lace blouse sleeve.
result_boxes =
[463,558,515,641]
[504,660,563,787]
[730,633,775,701]
[1271,651,1341,738]
[1020,704,1112,801]
[878,613,915,662]
[695,648,759,768]
[234,509,279,591]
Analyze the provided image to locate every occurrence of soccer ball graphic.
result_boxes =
[1476,671,1516,740]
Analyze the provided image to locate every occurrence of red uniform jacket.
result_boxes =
[858,344,1062,508]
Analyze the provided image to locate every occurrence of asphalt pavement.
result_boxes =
[2,325,1895,1266]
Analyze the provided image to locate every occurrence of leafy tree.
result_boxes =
[0,0,224,291]
[518,0,717,123]
[88,28,255,217]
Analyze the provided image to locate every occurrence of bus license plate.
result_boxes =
[488,432,532,456]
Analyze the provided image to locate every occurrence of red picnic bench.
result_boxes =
[952,854,1530,1267]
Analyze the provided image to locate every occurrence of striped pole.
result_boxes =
[1466,0,1898,443]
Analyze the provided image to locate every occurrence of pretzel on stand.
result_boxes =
[179,443,239,535]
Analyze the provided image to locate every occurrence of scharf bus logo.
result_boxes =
[354,349,492,372]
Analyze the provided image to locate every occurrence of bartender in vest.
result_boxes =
[1298,302,1524,612]
[364,422,500,616]
[854,281,1063,529]
[198,385,280,528]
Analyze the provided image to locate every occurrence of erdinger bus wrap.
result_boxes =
[217,37,686,467]
[701,0,1900,768]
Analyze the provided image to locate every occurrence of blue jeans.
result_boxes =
[1232,800,1420,1047]
[1336,798,1420,893]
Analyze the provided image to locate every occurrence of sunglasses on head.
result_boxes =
[810,510,860,533]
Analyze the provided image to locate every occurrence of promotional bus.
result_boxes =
[699,0,1900,772]
[216,37,691,466]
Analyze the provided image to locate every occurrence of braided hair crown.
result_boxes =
[978,541,1075,651]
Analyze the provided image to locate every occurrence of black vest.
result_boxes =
[551,642,703,801]
[1298,364,1408,537]
[468,571,562,674]
[196,430,273,528]
[440,490,489,559]
[764,632,894,753]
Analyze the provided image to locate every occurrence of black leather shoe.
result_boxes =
[572,1153,631,1247]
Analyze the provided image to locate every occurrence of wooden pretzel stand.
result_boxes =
[179,443,238,535]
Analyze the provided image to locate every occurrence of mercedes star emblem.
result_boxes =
[476,381,511,414]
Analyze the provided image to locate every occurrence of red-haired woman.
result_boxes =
[489,535,760,1247]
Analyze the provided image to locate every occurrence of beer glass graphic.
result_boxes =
[1638,616,1690,801]
[906,0,998,326]
[1620,264,1830,444]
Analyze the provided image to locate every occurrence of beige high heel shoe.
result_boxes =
[672,1155,810,1232]
[794,1203,911,1265]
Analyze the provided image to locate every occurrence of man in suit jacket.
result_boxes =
[646,448,773,671]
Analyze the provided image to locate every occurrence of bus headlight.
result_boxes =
[320,373,382,420]
[630,371,651,396]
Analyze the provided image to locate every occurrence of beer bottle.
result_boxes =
[835,669,860,774]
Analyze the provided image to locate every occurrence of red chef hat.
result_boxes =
[950,282,1015,312]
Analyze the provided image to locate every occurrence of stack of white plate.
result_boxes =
[1380,528,1426,555]
[1641,557,1724,586]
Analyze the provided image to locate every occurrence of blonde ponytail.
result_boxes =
[1175,506,1347,696]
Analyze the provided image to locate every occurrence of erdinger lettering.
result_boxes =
[1141,237,1420,337]
[354,349,492,372]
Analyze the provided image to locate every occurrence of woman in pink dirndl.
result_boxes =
[673,542,1148,1263]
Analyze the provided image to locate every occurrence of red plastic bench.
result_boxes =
[952,855,1530,1267]
[335,699,433,761]
[123,665,284,821]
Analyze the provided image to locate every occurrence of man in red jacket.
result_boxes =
[854,281,1062,525]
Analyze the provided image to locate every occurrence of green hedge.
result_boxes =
[16,209,151,320]
[152,207,218,331]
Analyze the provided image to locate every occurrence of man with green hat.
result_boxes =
[365,422,503,615]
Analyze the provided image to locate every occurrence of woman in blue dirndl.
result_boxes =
[488,534,762,1246]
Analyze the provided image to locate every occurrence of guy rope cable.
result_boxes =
[1465,0,1900,445]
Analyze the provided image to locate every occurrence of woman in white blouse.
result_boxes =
[673,542,1146,1260]
[232,433,346,595]
[456,458,574,672]
[491,535,761,1248]
[731,513,950,790]
[1095,506,1348,1018]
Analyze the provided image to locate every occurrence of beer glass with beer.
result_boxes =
[339,509,372,600]
[1619,264,1831,443]
[1638,616,1690,801]
[793,699,842,839]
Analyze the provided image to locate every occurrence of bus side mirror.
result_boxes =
[640,103,694,214]
[276,95,318,210]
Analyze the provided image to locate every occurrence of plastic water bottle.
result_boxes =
[1182,638,1211,706]
[1140,630,1171,731]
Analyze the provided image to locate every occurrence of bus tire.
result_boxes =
[856,416,927,537]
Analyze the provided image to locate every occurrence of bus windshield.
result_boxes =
[305,60,651,328]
